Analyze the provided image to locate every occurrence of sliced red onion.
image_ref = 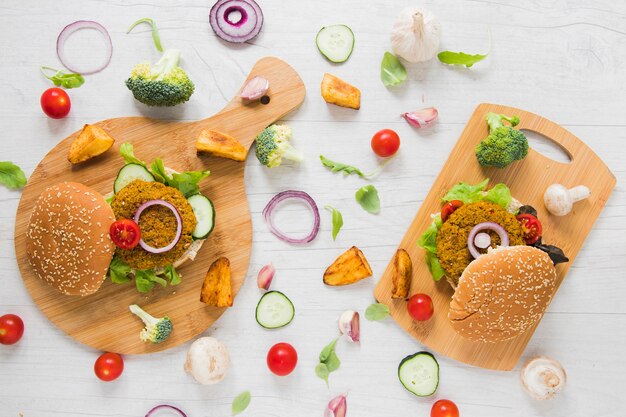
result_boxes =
[241,76,269,101]
[145,404,187,417]
[134,199,182,254]
[467,222,509,259]
[402,107,438,128]
[262,190,320,244]
[57,21,112,75]
[209,0,264,43]
[325,394,347,417]
[474,232,492,249]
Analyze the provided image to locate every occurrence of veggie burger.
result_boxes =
[418,179,569,343]
[26,143,215,296]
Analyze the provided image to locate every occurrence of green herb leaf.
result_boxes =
[135,269,166,293]
[443,179,489,204]
[317,338,341,384]
[150,158,170,184]
[365,303,390,321]
[127,18,163,52]
[425,252,446,281]
[0,162,27,190]
[164,264,181,285]
[381,52,407,87]
[320,155,366,178]
[325,205,343,241]
[437,51,488,68]
[40,66,85,89]
[232,390,251,416]
[355,185,380,214]
[315,363,329,383]
[108,257,132,284]
[169,171,210,198]
[483,183,512,209]
[119,142,146,167]
[416,216,441,254]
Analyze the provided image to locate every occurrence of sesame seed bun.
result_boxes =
[448,246,557,343]
[26,182,116,296]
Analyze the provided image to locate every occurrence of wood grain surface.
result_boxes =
[374,103,616,370]
[13,57,306,354]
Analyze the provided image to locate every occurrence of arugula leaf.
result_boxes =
[443,179,489,204]
[355,185,380,214]
[438,51,488,68]
[40,66,85,88]
[320,155,366,177]
[381,52,407,86]
[365,303,390,321]
[150,158,170,184]
[169,171,210,198]
[108,257,131,284]
[0,162,27,189]
[325,205,343,241]
[231,390,251,416]
[316,338,341,384]
[119,142,146,167]
[483,183,512,209]
[164,264,181,285]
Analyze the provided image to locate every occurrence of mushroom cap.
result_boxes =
[184,337,230,385]
[544,184,572,216]
[521,356,566,400]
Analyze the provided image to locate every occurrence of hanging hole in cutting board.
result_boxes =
[521,129,572,164]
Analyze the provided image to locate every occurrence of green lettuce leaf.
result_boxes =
[443,178,489,204]
[164,264,181,285]
[426,252,445,281]
[150,158,170,184]
[108,257,131,284]
[119,142,146,167]
[169,171,210,198]
[483,183,512,208]
[417,215,442,254]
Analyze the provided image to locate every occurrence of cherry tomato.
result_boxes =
[371,129,400,157]
[40,88,71,119]
[407,293,434,321]
[94,352,124,381]
[0,314,24,345]
[516,213,543,245]
[109,219,141,250]
[431,399,459,417]
[441,200,463,223]
[266,342,298,376]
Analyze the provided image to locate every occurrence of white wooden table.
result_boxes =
[1,1,625,416]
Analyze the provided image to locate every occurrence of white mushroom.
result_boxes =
[184,337,230,385]
[521,356,566,400]
[544,184,590,216]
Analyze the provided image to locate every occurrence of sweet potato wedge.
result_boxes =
[321,73,361,110]
[200,257,233,307]
[391,249,412,299]
[67,124,115,164]
[196,129,247,162]
[323,246,372,286]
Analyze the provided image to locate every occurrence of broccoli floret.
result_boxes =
[129,304,173,344]
[475,112,528,168]
[254,124,304,168]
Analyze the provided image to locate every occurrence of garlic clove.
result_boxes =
[257,263,275,290]
[324,394,347,417]
[521,356,566,400]
[240,76,269,101]
[403,107,438,128]
[338,310,360,343]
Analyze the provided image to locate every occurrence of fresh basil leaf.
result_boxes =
[355,185,380,214]
[150,158,170,184]
[231,390,251,416]
[315,363,329,383]
[108,257,131,284]
[426,252,445,281]
[438,51,488,68]
[443,179,489,204]
[325,205,343,241]
[319,338,338,362]
[119,142,146,167]
[320,155,366,178]
[317,338,341,384]
[169,170,210,198]
[483,183,512,209]
[163,264,181,285]
[40,66,85,89]
[0,162,27,190]
[381,51,407,86]
[365,303,390,321]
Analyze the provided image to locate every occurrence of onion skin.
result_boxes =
[262,190,320,244]
[57,21,112,75]
[134,199,183,254]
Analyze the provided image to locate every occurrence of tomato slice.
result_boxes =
[109,219,141,249]
[441,200,463,223]
[516,213,543,245]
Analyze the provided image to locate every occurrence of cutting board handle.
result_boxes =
[194,56,306,150]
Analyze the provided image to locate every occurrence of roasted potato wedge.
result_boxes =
[323,246,372,286]
[67,124,115,164]
[321,73,361,110]
[196,129,247,162]
[391,249,412,299]
[200,257,233,307]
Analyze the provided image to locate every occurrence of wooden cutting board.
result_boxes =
[374,103,615,371]
[14,56,305,354]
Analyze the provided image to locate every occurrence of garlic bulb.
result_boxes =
[521,356,566,400]
[390,8,441,63]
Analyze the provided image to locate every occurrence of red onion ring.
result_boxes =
[467,222,509,259]
[57,21,112,74]
[209,0,264,43]
[145,404,187,417]
[262,190,320,244]
[134,199,183,254]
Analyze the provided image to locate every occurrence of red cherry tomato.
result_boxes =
[516,213,543,245]
[266,342,298,376]
[371,129,400,157]
[431,399,459,417]
[109,219,141,250]
[441,200,463,223]
[40,88,71,119]
[0,314,24,345]
[407,293,434,321]
[94,352,124,381]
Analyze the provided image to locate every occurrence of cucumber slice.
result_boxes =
[398,352,439,397]
[114,163,155,193]
[316,25,354,63]
[255,291,294,329]
[188,193,215,240]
